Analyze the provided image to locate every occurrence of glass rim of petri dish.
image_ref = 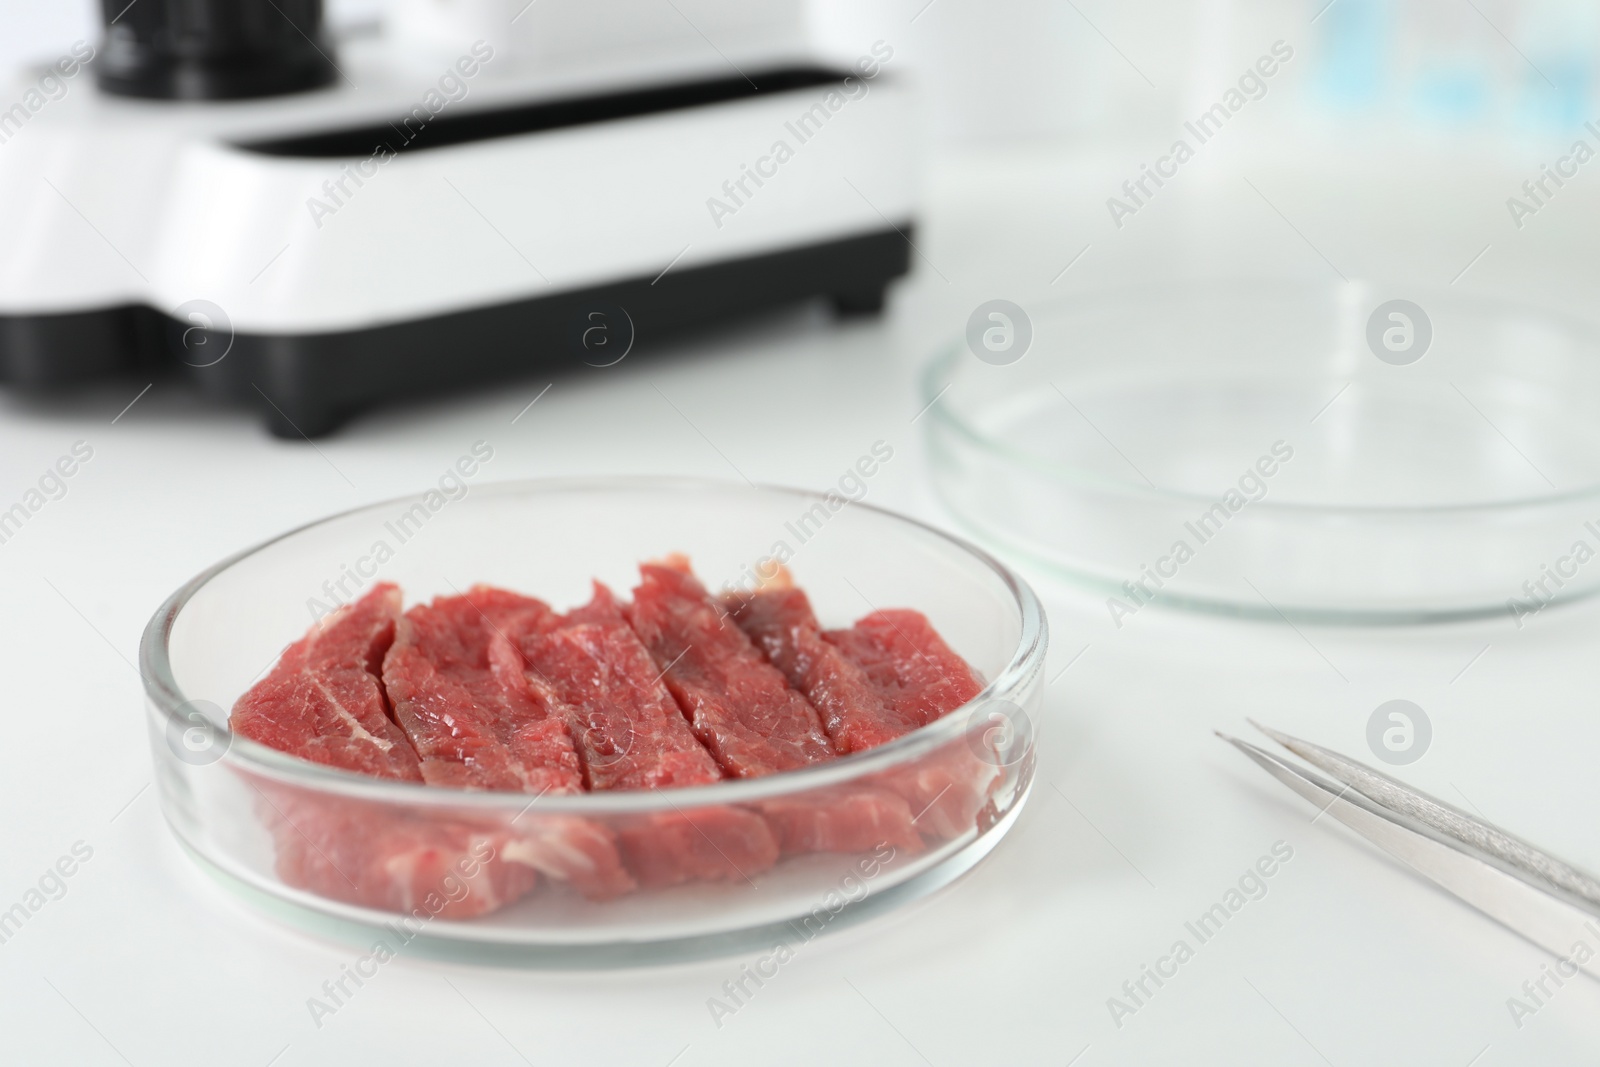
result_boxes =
[923,278,1600,517]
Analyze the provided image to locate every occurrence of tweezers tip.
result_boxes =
[1247,718,1296,748]
[1214,730,1263,757]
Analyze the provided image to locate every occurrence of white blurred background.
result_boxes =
[7,0,1599,147]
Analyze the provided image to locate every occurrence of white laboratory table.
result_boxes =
[2,141,1598,1065]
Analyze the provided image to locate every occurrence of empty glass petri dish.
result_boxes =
[924,281,1600,622]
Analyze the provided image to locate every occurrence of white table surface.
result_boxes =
[3,139,1600,1066]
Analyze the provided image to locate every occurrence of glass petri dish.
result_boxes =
[924,281,1600,622]
[140,478,1046,964]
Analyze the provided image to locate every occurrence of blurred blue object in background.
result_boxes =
[1306,0,1598,133]
[1309,0,1390,111]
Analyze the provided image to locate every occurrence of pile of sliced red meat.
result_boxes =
[229,557,994,919]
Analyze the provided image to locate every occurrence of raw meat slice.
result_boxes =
[824,608,991,838]
[759,787,924,855]
[229,586,528,914]
[496,811,636,901]
[722,582,918,754]
[857,744,990,842]
[824,609,984,727]
[608,808,774,889]
[522,583,778,885]
[625,557,833,776]
[628,558,921,856]
[261,791,537,919]
[520,582,725,792]
[726,577,994,842]
[383,588,633,900]
[383,590,580,794]
[230,583,422,782]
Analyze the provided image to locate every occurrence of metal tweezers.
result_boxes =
[1219,722,1600,981]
